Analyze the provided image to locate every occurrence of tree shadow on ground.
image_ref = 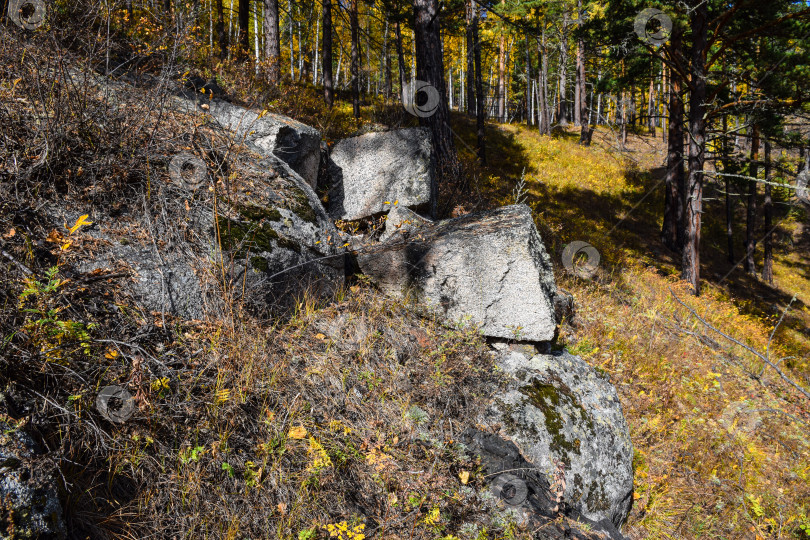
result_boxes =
[450,118,810,362]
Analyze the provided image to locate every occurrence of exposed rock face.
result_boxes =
[357,204,557,341]
[174,97,322,189]
[76,154,342,319]
[379,206,431,242]
[327,128,435,220]
[483,349,634,528]
[0,422,66,539]
[215,156,344,315]
[461,428,626,540]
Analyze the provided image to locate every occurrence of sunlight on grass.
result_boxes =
[461,119,810,540]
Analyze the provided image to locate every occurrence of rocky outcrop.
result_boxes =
[461,428,626,539]
[482,349,634,528]
[76,153,343,319]
[0,422,66,539]
[357,204,557,341]
[327,128,435,220]
[174,97,322,189]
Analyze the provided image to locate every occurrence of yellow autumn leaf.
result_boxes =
[67,214,92,235]
[60,241,71,251]
[104,348,119,359]
[258,109,269,119]
[288,425,307,439]
[459,470,470,484]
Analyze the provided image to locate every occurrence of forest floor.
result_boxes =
[444,112,810,539]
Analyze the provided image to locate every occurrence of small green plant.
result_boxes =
[19,266,96,362]
[179,446,205,464]
[298,528,317,540]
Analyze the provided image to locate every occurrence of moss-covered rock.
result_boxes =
[483,349,634,529]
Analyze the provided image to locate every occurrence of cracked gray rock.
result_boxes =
[356,204,557,341]
[327,128,436,220]
[0,422,66,539]
[483,349,635,528]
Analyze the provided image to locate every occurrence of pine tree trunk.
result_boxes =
[264,0,280,84]
[537,32,550,135]
[395,20,406,103]
[722,114,735,263]
[525,34,531,125]
[577,28,588,144]
[321,0,333,106]
[682,3,707,295]
[238,0,249,59]
[762,140,773,283]
[558,12,569,127]
[217,0,228,60]
[464,1,475,116]
[745,124,760,276]
[662,49,684,252]
[350,0,360,118]
[497,27,506,122]
[413,0,460,187]
[473,4,486,163]
[648,71,656,135]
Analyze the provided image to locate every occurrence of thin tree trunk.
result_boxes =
[682,3,707,295]
[722,114,735,263]
[745,124,760,276]
[473,4,486,163]
[264,0,280,84]
[497,21,506,123]
[465,0,476,115]
[413,0,460,189]
[762,140,773,284]
[350,0,360,118]
[662,38,684,252]
[576,15,588,145]
[288,0,294,79]
[648,70,656,135]
[217,0,228,60]
[383,18,391,99]
[558,12,569,126]
[525,34,531,124]
[537,31,550,135]
[238,0,249,58]
[321,0,333,106]
[314,12,320,84]
[395,20,406,103]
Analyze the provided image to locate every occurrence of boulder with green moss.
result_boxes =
[0,421,66,539]
[482,349,634,529]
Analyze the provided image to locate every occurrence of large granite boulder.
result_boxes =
[483,349,634,528]
[327,128,435,220]
[0,422,66,539]
[74,154,343,319]
[174,97,322,189]
[357,204,557,341]
[461,428,626,539]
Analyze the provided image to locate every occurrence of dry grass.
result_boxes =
[454,116,810,539]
